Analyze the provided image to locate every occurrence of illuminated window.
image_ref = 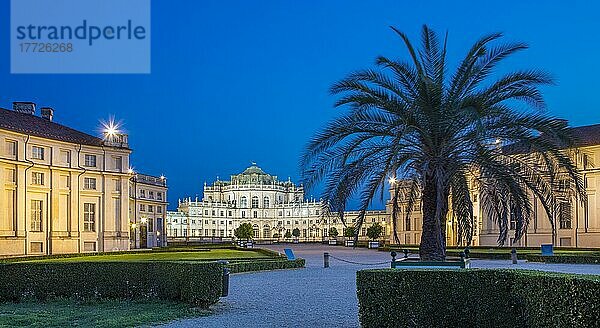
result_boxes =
[84,203,96,231]
[30,200,43,231]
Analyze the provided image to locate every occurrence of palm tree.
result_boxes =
[301,25,585,261]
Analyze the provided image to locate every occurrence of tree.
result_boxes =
[328,227,339,238]
[302,25,584,261]
[344,226,355,238]
[284,230,292,239]
[234,223,254,240]
[292,228,301,238]
[367,223,384,241]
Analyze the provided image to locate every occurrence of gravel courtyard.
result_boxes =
[162,244,600,327]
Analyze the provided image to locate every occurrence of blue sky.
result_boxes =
[1,1,599,210]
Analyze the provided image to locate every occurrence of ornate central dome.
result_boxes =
[240,162,267,175]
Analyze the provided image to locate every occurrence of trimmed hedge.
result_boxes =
[357,269,600,327]
[0,261,223,307]
[227,259,305,274]
[526,254,600,264]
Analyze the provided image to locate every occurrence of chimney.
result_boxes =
[41,107,54,121]
[12,101,36,115]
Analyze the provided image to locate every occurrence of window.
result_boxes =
[140,189,146,198]
[228,211,232,216]
[241,211,246,218]
[84,154,97,167]
[263,197,270,208]
[253,211,257,218]
[31,200,43,231]
[5,169,15,183]
[251,196,259,208]
[32,172,44,185]
[148,218,154,232]
[114,199,121,228]
[204,210,209,215]
[83,203,96,231]
[405,217,411,231]
[84,242,96,251]
[140,204,146,211]
[32,146,44,160]
[114,156,122,171]
[114,179,121,192]
[240,196,247,208]
[84,177,96,190]
[61,150,71,165]
[5,140,16,157]
[212,210,216,216]
[5,190,15,228]
[157,206,162,214]
[559,201,572,229]
[149,191,154,199]
[157,192,163,201]
[148,205,154,212]
[509,214,517,230]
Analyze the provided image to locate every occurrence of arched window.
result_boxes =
[253,224,259,238]
[251,196,259,208]
[263,197,270,208]
[240,196,247,208]
[263,225,271,238]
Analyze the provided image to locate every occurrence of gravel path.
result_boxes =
[162,244,600,327]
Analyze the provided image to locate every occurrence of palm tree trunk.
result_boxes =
[419,173,449,261]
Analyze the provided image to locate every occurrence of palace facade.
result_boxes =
[166,164,389,242]
[389,123,600,248]
[0,102,168,256]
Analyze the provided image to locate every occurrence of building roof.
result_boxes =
[570,123,600,147]
[503,123,600,154]
[0,107,115,148]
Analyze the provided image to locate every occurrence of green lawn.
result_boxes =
[21,249,270,263]
[0,300,205,327]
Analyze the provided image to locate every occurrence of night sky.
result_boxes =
[1,1,599,210]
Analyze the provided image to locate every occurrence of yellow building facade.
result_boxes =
[0,102,132,256]
[389,123,600,248]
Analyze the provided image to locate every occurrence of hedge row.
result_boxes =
[526,254,600,264]
[357,269,600,327]
[0,261,223,307]
[227,259,305,274]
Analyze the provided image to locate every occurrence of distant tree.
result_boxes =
[292,228,301,238]
[234,223,254,240]
[329,227,339,238]
[284,230,292,239]
[367,223,384,241]
[344,226,355,238]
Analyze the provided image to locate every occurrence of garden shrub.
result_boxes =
[356,269,600,328]
[526,254,600,264]
[0,261,223,307]
[227,259,305,274]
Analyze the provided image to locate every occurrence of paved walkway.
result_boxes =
[162,244,600,327]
